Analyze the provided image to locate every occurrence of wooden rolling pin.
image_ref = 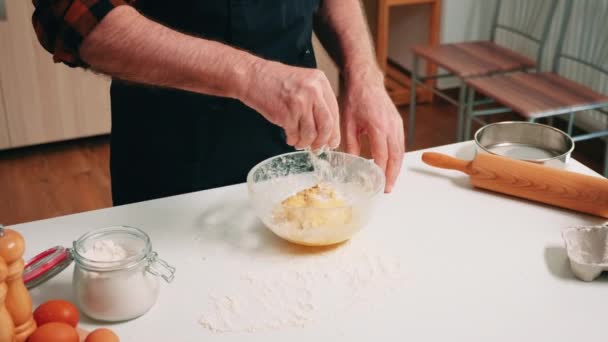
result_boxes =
[422,152,608,218]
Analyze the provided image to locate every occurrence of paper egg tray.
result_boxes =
[562,224,608,282]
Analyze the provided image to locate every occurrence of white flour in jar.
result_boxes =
[81,240,129,261]
[74,239,160,321]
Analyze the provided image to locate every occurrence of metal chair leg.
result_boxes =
[463,87,475,141]
[408,56,419,147]
[567,112,575,136]
[456,83,467,142]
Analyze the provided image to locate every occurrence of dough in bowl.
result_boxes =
[273,183,352,230]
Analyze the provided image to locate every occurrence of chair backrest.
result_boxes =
[490,0,560,64]
[553,0,608,124]
[553,0,608,77]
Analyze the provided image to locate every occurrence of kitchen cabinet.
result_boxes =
[0,82,9,149]
[0,0,110,149]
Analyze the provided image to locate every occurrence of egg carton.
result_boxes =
[562,223,608,282]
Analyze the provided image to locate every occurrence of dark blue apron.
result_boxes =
[109,0,320,205]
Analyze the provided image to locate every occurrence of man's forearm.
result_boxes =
[80,5,258,99]
[80,5,341,150]
[313,0,383,84]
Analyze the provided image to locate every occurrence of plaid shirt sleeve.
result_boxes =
[32,0,134,68]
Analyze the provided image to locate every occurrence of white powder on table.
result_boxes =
[198,242,405,333]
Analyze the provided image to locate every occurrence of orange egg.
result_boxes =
[85,328,120,342]
[34,300,80,327]
[28,322,79,342]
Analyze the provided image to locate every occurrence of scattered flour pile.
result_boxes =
[198,242,405,333]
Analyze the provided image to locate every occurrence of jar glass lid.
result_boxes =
[23,246,72,289]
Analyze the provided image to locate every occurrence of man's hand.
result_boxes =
[312,0,405,193]
[240,60,341,151]
[341,69,405,193]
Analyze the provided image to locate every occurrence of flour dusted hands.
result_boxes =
[341,70,405,193]
[240,60,341,150]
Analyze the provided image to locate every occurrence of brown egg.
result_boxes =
[28,322,79,342]
[34,300,80,327]
[85,328,120,342]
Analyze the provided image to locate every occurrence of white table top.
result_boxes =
[13,142,607,342]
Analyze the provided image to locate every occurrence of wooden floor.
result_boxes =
[0,100,604,226]
[0,137,112,225]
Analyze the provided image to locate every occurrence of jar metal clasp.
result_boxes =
[146,252,176,283]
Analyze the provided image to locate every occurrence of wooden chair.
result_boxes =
[465,0,608,176]
[408,0,560,145]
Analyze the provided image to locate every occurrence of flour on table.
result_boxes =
[198,241,405,333]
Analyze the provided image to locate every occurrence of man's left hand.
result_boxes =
[340,69,405,193]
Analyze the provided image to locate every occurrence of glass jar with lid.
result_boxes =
[24,226,175,322]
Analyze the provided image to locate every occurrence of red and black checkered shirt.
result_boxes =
[32,0,134,68]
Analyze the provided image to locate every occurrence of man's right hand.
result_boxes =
[239,60,340,151]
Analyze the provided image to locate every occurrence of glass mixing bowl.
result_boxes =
[246,151,385,246]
